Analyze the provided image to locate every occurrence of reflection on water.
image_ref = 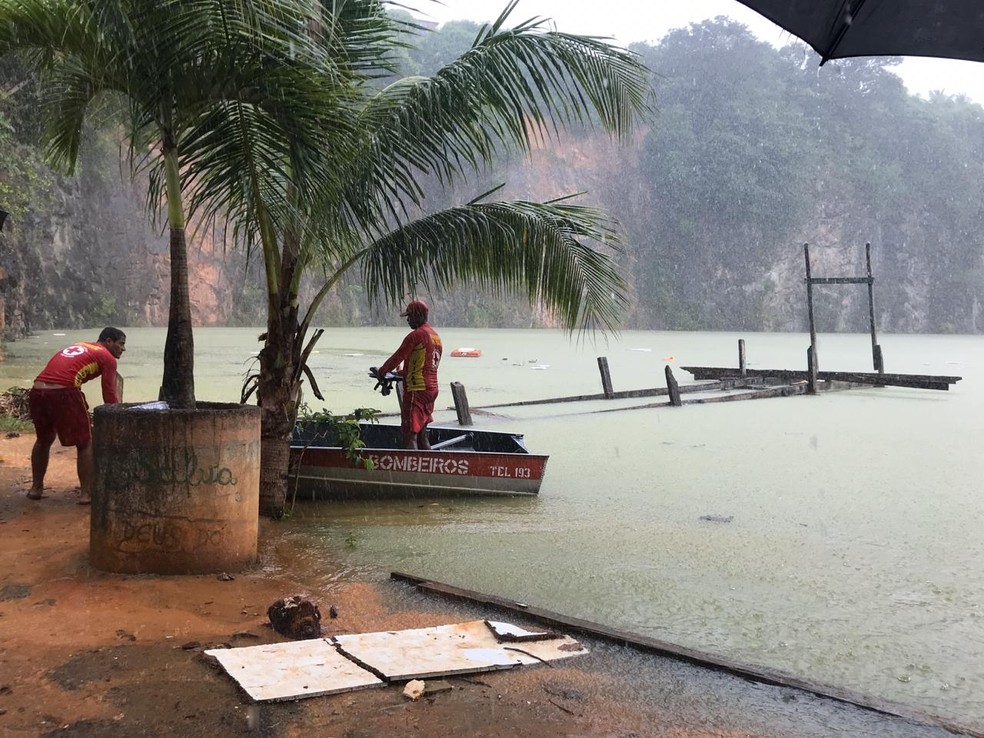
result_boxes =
[3,327,983,724]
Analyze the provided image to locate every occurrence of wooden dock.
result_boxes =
[444,337,961,424]
[671,247,961,394]
[431,243,965,424]
[682,366,961,391]
[447,366,870,423]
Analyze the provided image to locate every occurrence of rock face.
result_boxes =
[2,124,977,339]
[0,161,260,338]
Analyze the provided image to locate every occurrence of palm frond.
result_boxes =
[353,10,654,209]
[316,0,403,78]
[0,0,91,57]
[360,199,627,332]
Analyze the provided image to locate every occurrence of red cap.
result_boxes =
[400,299,429,318]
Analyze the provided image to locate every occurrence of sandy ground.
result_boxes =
[0,431,976,738]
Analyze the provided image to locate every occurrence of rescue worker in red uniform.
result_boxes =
[28,327,126,504]
[377,300,442,449]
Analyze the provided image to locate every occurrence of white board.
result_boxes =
[332,620,587,681]
[207,620,587,702]
[204,638,383,702]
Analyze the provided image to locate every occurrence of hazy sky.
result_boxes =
[412,0,984,105]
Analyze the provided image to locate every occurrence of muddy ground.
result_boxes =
[0,432,974,738]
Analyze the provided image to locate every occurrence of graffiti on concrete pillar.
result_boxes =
[119,520,226,552]
[112,447,239,489]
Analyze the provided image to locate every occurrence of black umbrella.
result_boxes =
[733,0,984,65]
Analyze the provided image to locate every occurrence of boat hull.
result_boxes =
[290,424,547,499]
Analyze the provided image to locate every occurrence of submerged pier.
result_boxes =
[446,332,961,422]
[447,242,961,422]
[682,365,960,391]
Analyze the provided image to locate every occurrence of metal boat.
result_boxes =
[289,422,548,499]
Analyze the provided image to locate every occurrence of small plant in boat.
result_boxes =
[295,405,380,466]
[286,405,381,516]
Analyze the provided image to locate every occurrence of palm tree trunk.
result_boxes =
[159,146,195,409]
[259,433,292,518]
[255,211,309,517]
[257,295,302,517]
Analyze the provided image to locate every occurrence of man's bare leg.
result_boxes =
[77,441,93,504]
[29,437,54,499]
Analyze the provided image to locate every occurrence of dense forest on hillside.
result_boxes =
[2,17,983,338]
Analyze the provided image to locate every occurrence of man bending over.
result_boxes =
[28,327,126,504]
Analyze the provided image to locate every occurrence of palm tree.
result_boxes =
[2,0,653,518]
[214,1,654,515]
[0,0,337,409]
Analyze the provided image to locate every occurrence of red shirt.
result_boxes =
[378,324,442,392]
[36,342,120,403]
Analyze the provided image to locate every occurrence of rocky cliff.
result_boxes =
[0,163,255,339]
[2,125,980,341]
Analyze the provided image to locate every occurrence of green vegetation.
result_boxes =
[286,405,380,518]
[621,20,984,332]
[0,415,31,433]
[294,405,381,468]
[0,387,31,431]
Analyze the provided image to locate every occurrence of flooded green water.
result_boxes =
[3,326,982,727]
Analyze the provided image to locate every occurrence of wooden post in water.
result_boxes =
[806,347,817,394]
[665,365,682,406]
[450,382,473,426]
[738,339,747,378]
[804,240,887,388]
[865,242,884,373]
[804,243,818,370]
[804,243,818,395]
[597,357,614,399]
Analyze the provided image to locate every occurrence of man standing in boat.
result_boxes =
[377,300,443,449]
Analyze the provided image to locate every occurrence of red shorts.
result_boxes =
[401,389,438,436]
[29,387,92,447]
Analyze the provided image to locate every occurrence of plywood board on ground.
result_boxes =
[332,619,587,681]
[204,638,383,702]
